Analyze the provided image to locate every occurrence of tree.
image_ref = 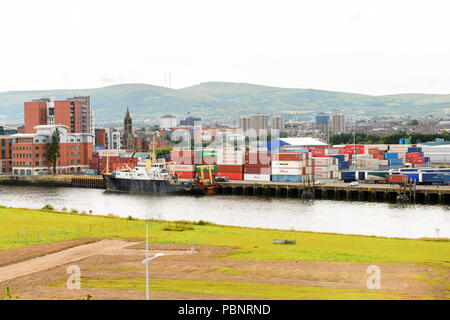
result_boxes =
[48,128,61,174]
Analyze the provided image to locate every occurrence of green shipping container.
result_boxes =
[195,165,217,172]
[198,150,218,158]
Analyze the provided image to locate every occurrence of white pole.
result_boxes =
[146,223,149,300]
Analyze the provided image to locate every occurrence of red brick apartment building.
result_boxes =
[95,128,106,148]
[11,125,94,176]
[0,136,13,173]
[24,96,94,134]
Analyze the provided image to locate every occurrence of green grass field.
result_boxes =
[1,206,449,265]
[65,277,406,300]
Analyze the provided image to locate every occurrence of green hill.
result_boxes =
[0,82,449,123]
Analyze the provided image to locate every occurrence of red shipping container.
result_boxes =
[244,166,271,174]
[389,175,408,184]
[215,172,243,180]
[216,165,243,173]
[174,171,195,179]
[406,152,421,159]
[311,149,325,157]
[412,157,425,164]
[272,153,305,161]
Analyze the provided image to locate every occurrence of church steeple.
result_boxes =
[123,107,134,150]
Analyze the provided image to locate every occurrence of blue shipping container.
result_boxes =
[271,175,303,182]
[407,147,421,153]
[384,153,398,160]
[338,161,350,171]
[444,175,450,185]
[330,155,345,162]
[420,173,444,183]
[340,171,356,181]
[389,158,402,165]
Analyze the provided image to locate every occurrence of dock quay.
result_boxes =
[1,174,449,204]
[216,181,450,205]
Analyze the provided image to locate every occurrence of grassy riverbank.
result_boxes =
[1,206,449,265]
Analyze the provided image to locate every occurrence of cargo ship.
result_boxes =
[102,136,217,195]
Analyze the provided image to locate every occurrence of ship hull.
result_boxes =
[103,174,195,194]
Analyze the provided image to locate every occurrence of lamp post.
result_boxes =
[142,221,165,300]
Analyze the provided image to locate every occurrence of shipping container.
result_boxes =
[271,175,303,182]
[389,174,408,184]
[174,171,195,179]
[173,164,195,172]
[314,172,333,179]
[215,172,243,180]
[272,153,306,161]
[312,157,333,166]
[419,173,444,184]
[271,160,304,168]
[216,165,243,173]
[339,171,356,182]
[195,165,217,172]
[243,174,271,181]
[444,175,450,185]
[244,166,271,175]
[271,168,303,175]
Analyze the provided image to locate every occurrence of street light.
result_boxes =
[141,222,165,300]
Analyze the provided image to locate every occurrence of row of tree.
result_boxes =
[330,131,450,145]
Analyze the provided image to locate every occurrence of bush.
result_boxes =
[127,215,134,221]
[42,204,54,211]
[61,207,68,212]
[70,208,78,213]
[163,222,194,232]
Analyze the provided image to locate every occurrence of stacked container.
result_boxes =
[244,152,271,181]
[216,150,244,180]
[312,156,337,179]
[271,150,311,182]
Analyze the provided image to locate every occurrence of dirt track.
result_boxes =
[0,240,140,283]
[0,240,448,300]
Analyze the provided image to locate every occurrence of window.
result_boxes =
[71,152,74,157]
[35,161,39,166]
[77,160,80,164]
[43,161,46,166]
[36,154,39,158]
[35,146,39,150]
[71,160,74,165]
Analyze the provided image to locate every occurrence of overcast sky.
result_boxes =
[0,0,449,95]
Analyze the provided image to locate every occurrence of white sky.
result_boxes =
[0,0,449,95]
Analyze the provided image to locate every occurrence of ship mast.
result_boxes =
[152,134,156,162]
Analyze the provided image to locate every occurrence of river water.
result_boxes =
[0,185,449,239]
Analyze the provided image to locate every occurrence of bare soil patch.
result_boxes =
[0,240,446,300]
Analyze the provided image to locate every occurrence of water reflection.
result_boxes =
[0,185,448,239]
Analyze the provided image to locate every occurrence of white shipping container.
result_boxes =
[312,157,332,166]
[271,160,304,168]
[271,168,303,175]
[243,174,271,181]
[315,172,333,179]
[380,160,389,166]
[173,164,195,172]
[314,165,333,173]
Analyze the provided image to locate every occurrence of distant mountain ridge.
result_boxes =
[0,82,449,123]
